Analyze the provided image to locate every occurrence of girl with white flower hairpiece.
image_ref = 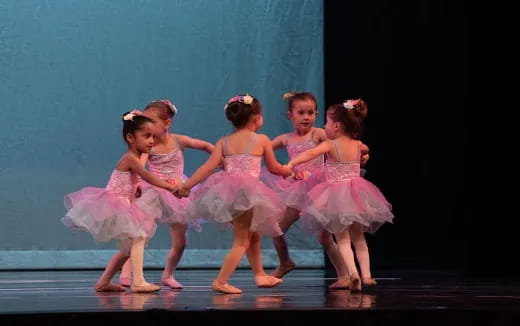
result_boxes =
[261,92,369,291]
[285,99,394,292]
[62,110,180,293]
[175,94,292,294]
[118,99,214,290]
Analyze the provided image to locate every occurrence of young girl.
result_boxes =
[119,100,214,289]
[62,111,179,293]
[176,94,292,294]
[263,92,368,289]
[287,99,394,292]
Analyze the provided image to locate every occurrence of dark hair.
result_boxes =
[121,111,154,143]
[282,92,318,112]
[327,99,368,139]
[144,100,177,120]
[225,95,262,128]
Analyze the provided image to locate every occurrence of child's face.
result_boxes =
[143,109,171,136]
[288,99,317,133]
[325,112,339,139]
[131,122,155,153]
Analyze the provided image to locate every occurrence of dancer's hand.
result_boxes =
[169,183,182,196]
[174,185,191,198]
[293,171,306,181]
[361,153,369,166]
[281,164,293,179]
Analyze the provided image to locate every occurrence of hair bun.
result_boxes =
[282,92,295,101]
[353,99,368,119]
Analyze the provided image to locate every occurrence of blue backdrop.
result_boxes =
[0,0,324,269]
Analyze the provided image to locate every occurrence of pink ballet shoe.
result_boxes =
[350,273,362,292]
[161,277,184,289]
[130,283,161,293]
[95,282,126,292]
[362,277,377,286]
[255,275,283,288]
[211,281,242,294]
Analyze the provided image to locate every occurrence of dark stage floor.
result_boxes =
[1,269,519,325]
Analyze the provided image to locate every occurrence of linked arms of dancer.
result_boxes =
[286,141,333,170]
[125,155,179,193]
[260,134,292,177]
[177,135,214,154]
[175,140,225,197]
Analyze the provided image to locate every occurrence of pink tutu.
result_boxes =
[62,186,159,242]
[139,180,202,231]
[300,177,394,235]
[260,166,325,211]
[188,171,284,237]
[62,169,160,250]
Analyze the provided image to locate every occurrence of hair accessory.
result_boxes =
[157,99,177,115]
[224,94,254,111]
[123,109,143,121]
[282,92,295,101]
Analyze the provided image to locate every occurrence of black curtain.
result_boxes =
[323,0,467,272]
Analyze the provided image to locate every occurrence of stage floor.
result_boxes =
[1,269,519,325]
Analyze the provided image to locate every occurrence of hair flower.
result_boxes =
[224,94,255,111]
[242,95,253,105]
[343,100,355,110]
[124,113,135,121]
[158,100,178,115]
